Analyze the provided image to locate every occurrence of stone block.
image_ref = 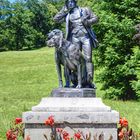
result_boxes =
[32,98,111,112]
[23,97,119,140]
[51,88,96,97]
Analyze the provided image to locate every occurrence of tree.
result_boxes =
[0,1,44,50]
[0,0,59,50]
[93,0,140,100]
[0,0,11,51]
[26,0,59,47]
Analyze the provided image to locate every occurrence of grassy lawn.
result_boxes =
[0,48,140,139]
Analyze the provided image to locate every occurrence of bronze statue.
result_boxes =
[52,0,99,88]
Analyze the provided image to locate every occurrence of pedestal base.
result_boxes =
[23,97,119,140]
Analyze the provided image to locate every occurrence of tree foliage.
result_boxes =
[0,0,58,50]
[93,0,140,100]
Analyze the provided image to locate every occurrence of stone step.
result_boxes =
[32,98,111,112]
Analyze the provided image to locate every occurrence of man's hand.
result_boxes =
[62,5,69,14]
[81,15,90,26]
[54,5,69,22]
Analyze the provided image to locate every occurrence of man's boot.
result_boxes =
[86,62,96,88]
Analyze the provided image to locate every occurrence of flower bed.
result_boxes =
[6,117,140,140]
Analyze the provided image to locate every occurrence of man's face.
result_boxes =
[67,0,76,10]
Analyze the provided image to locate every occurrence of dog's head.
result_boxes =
[135,24,140,32]
[46,29,64,47]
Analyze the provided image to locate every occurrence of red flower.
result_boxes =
[25,135,31,140]
[118,130,124,139]
[6,129,17,140]
[119,117,128,127]
[15,118,22,124]
[45,116,54,126]
[74,132,81,139]
[62,131,70,140]
[6,130,11,139]
[64,138,70,140]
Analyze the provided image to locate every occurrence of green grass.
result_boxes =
[0,48,140,139]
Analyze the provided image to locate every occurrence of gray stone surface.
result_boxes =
[25,127,117,140]
[23,110,119,124]
[32,98,110,112]
[51,88,96,97]
[23,97,119,140]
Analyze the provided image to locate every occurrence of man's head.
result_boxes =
[65,0,77,10]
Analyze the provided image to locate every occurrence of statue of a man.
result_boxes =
[54,0,98,87]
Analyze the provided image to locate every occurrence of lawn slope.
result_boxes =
[0,48,140,139]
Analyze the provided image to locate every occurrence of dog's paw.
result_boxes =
[59,82,63,88]
[76,85,82,88]
[59,84,63,88]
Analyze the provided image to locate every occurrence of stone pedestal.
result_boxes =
[23,97,119,140]
[51,88,96,97]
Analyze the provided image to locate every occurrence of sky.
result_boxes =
[9,0,16,3]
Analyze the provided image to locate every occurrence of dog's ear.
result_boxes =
[47,30,57,39]
[47,32,52,40]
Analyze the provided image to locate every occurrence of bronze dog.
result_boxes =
[47,29,86,88]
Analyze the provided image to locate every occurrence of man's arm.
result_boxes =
[54,6,69,23]
[82,7,99,26]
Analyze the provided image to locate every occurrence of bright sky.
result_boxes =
[9,0,16,3]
